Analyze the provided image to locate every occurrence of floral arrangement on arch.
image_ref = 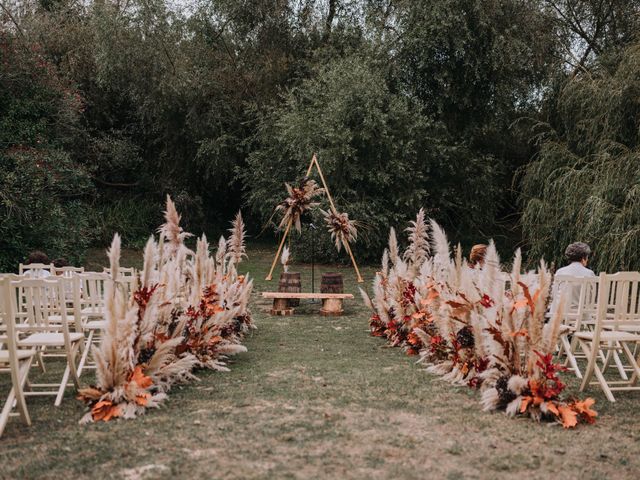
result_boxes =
[78,197,254,423]
[360,209,597,428]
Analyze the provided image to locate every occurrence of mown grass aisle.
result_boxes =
[1,246,639,479]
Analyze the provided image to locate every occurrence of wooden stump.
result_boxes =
[279,272,301,307]
[270,298,294,316]
[320,297,344,316]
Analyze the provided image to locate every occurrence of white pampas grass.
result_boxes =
[281,245,291,273]
[388,227,399,266]
[359,287,375,312]
[404,208,430,270]
[429,219,450,283]
[80,197,254,424]
[227,211,247,266]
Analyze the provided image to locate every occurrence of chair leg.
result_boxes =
[611,346,629,379]
[621,342,640,385]
[15,359,33,425]
[579,340,597,393]
[77,330,94,377]
[592,362,616,402]
[0,386,15,438]
[35,350,46,373]
[55,365,71,407]
[562,335,583,379]
[55,341,81,407]
[0,358,34,437]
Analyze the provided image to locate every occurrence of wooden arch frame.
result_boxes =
[265,154,364,283]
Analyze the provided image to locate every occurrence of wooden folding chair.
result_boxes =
[10,277,84,406]
[103,267,136,279]
[553,275,599,379]
[577,272,640,402]
[0,278,36,437]
[18,263,53,279]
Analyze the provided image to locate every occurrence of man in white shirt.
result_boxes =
[555,242,596,278]
[552,242,595,311]
[22,251,52,279]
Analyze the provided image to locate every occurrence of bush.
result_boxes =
[0,33,94,271]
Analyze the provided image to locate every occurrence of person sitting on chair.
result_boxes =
[53,257,69,271]
[555,242,595,278]
[23,251,52,278]
[469,244,487,269]
[551,242,595,314]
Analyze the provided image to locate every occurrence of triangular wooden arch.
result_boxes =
[265,153,364,283]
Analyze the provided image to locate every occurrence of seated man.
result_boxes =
[551,242,595,313]
[555,242,595,278]
[22,251,52,279]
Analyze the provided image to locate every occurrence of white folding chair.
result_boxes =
[103,266,136,278]
[0,278,36,437]
[79,272,109,320]
[552,275,599,379]
[19,263,53,279]
[10,277,84,406]
[577,272,640,402]
[52,266,84,277]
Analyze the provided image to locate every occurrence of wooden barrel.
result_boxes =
[321,272,344,294]
[278,272,301,307]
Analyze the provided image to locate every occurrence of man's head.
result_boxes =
[53,258,69,274]
[26,251,50,265]
[565,242,591,266]
[469,244,488,267]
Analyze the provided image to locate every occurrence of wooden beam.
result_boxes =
[312,155,364,282]
[262,292,354,299]
[344,242,364,283]
[265,219,292,281]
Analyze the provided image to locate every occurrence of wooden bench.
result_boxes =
[262,292,354,316]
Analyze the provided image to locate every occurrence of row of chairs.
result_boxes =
[0,266,136,436]
[553,272,640,402]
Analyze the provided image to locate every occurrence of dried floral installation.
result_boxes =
[322,209,359,253]
[360,210,597,428]
[78,196,254,423]
[275,177,324,234]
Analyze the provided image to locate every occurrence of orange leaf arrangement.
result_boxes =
[78,197,253,424]
[491,352,598,428]
[361,210,597,429]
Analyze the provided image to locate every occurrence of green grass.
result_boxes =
[1,244,640,479]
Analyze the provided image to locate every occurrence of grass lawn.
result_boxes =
[1,244,639,479]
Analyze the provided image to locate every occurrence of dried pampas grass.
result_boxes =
[362,210,597,428]
[79,197,254,424]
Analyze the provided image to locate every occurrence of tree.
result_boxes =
[519,43,640,271]
[243,54,503,261]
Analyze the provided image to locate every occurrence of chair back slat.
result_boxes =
[52,266,84,278]
[595,272,640,331]
[553,275,599,329]
[11,278,67,331]
[18,263,53,278]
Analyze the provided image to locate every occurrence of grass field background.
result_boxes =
[1,245,639,479]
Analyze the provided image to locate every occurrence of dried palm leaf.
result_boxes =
[275,178,324,233]
[322,209,359,252]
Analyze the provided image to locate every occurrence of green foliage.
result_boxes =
[520,44,640,272]
[0,32,94,271]
[244,54,503,260]
[3,1,640,270]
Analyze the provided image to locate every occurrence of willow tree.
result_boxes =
[519,44,640,272]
